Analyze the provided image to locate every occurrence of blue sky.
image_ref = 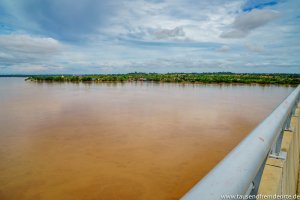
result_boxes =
[0,0,299,74]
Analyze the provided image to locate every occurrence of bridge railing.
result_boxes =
[182,85,300,200]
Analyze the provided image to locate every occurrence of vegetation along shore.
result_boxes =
[25,73,300,85]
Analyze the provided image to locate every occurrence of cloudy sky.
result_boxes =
[0,0,299,74]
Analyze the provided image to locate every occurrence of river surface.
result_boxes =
[0,78,295,200]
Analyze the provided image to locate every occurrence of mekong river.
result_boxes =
[0,78,295,200]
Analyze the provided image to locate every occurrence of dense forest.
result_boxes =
[25,73,300,85]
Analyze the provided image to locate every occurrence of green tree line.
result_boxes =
[25,73,300,85]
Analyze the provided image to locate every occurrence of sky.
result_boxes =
[0,0,299,74]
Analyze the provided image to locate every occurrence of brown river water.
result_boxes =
[0,78,295,200]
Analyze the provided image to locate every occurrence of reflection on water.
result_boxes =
[0,78,295,200]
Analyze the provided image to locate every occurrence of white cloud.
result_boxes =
[100,0,241,43]
[0,34,64,65]
[0,34,62,53]
[7,64,64,73]
[152,26,186,40]
[221,9,279,38]
[217,45,231,52]
[245,43,264,52]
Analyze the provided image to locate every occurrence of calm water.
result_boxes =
[0,78,295,200]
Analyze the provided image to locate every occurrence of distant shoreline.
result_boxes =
[22,73,300,85]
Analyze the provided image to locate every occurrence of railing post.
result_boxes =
[249,156,268,196]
